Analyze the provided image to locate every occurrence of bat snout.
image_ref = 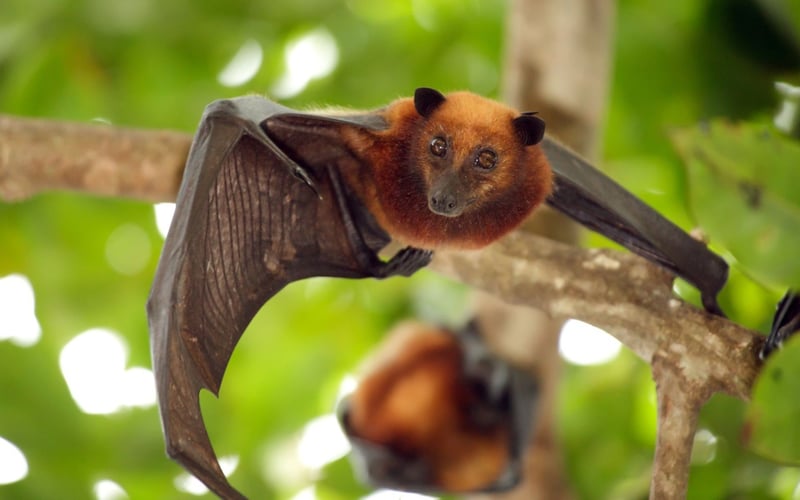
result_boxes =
[429,190,464,217]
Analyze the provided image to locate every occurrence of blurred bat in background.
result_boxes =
[339,320,538,494]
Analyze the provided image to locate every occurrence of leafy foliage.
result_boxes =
[1,0,800,499]
[746,337,800,466]
[673,120,800,289]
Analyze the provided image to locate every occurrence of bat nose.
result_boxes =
[429,191,461,217]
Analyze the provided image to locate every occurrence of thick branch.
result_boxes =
[0,114,189,202]
[649,356,708,500]
[432,235,760,402]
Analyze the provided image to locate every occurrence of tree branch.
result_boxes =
[650,355,709,499]
[432,236,759,402]
[0,114,188,202]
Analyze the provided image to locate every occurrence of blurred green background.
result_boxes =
[1,0,800,499]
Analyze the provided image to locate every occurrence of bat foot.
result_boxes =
[701,294,725,317]
[759,291,800,360]
[377,247,433,278]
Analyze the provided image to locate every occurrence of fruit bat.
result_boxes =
[338,320,538,494]
[147,87,729,499]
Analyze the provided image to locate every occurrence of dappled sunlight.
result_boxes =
[297,414,351,471]
[218,39,263,88]
[271,28,339,99]
[691,429,718,465]
[338,374,358,400]
[93,478,129,500]
[0,274,41,347]
[290,485,317,500]
[105,223,151,276]
[153,202,176,239]
[59,328,156,415]
[559,319,622,366]
[261,410,351,491]
[174,455,239,496]
[0,436,28,485]
[262,436,306,491]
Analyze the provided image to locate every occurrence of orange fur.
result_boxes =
[340,92,553,250]
[346,321,509,492]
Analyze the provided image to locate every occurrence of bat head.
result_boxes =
[370,88,554,249]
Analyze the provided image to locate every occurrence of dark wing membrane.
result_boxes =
[542,137,729,314]
[147,97,384,499]
[262,112,395,253]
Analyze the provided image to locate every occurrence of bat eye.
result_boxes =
[430,137,447,157]
[474,149,497,171]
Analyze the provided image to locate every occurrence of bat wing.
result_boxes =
[542,137,729,315]
[147,97,427,499]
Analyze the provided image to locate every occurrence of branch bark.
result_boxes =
[432,236,759,402]
[0,114,188,202]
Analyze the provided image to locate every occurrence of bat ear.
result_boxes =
[414,87,446,117]
[513,112,545,146]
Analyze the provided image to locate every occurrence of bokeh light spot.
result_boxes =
[93,478,129,500]
[153,202,176,239]
[218,39,263,87]
[297,414,350,471]
[0,274,41,347]
[174,455,239,495]
[290,486,317,500]
[559,319,622,366]
[691,428,718,465]
[59,328,156,414]
[271,28,339,99]
[0,436,28,485]
[105,224,151,276]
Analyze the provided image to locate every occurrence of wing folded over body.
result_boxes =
[147,97,428,499]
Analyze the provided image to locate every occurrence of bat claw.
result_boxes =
[759,290,800,360]
[292,167,321,197]
[378,247,433,278]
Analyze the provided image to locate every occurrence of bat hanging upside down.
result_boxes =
[339,320,538,494]
[147,87,729,499]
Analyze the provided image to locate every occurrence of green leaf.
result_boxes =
[744,337,800,464]
[672,121,800,289]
